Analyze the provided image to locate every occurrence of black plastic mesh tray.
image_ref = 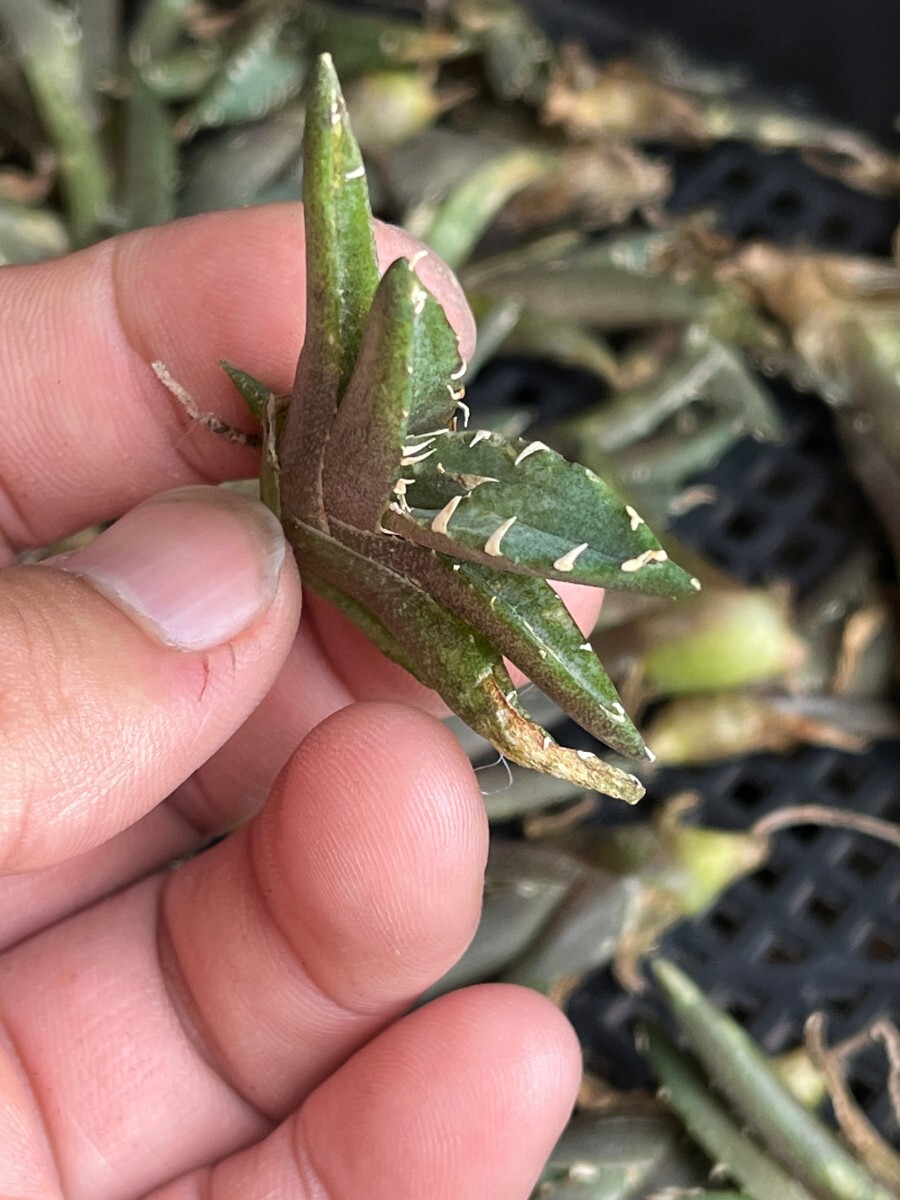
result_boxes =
[464,1,900,1141]
[568,744,900,1143]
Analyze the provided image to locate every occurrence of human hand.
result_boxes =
[0,206,589,1199]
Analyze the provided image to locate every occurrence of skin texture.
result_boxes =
[0,205,594,1199]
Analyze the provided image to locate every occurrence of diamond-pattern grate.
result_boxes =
[568,741,900,1143]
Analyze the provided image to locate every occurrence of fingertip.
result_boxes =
[374,219,478,360]
[466,982,585,1103]
[259,700,487,1006]
[298,983,581,1200]
[195,983,581,1200]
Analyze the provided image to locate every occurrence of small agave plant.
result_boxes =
[222,55,698,803]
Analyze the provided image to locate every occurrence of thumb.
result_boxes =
[0,486,300,874]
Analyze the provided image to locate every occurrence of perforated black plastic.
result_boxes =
[669,384,881,598]
[568,743,900,1143]
[473,0,900,1144]
[666,142,898,255]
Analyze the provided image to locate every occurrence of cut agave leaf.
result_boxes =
[298,1,472,75]
[383,429,697,595]
[122,66,178,231]
[416,145,555,271]
[649,959,895,1200]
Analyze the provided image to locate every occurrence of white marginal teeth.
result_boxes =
[553,542,589,573]
[621,549,668,573]
[513,440,551,466]
[484,516,517,556]
[430,494,462,535]
[400,447,436,465]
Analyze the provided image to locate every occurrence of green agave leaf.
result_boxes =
[178,103,305,215]
[446,563,649,759]
[221,361,276,422]
[175,12,307,139]
[278,53,380,529]
[299,1,472,74]
[319,513,646,760]
[650,960,895,1200]
[129,0,191,68]
[298,568,418,677]
[1,0,111,244]
[468,258,706,330]
[77,0,119,90]
[640,1023,818,1200]
[422,840,584,1002]
[0,198,70,264]
[122,66,178,230]
[573,327,783,454]
[140,43,224,103]
[497,309,621,387]
[501,869,637,994]
[470,236,782,361]
[321,257,462,531]
[384,429,698,596]
[417,146,555,272]
[536,1110,705,1199]
[406,283,465,434]
[287,518,643,802]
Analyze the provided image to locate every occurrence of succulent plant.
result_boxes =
[218,55,697,802]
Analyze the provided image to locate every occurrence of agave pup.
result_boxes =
[217,56,696,802]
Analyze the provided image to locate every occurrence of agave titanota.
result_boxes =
[224,56,697,803]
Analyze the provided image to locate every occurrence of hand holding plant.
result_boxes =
[0,162,579,1200]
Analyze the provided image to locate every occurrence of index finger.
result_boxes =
[0,204,476,560]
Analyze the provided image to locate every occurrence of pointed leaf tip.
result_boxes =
[278,48,379,526]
